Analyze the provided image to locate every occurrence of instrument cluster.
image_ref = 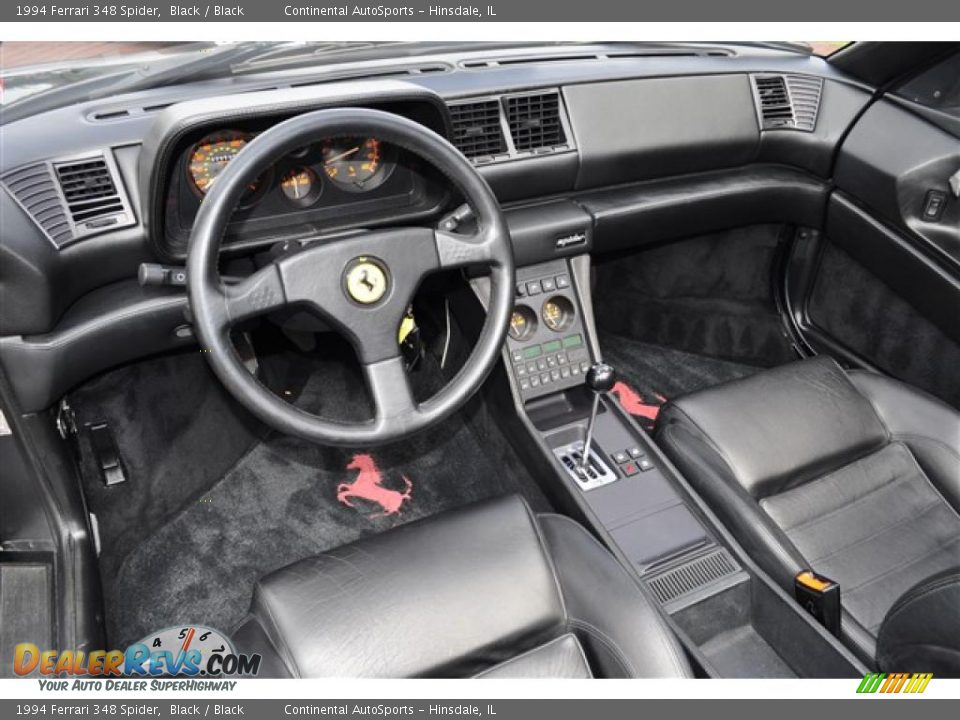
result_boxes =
[186,130,396,210]
[163,123,445,256]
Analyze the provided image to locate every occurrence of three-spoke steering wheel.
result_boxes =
[187,108,515,446]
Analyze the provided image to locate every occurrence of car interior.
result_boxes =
[1,40,959,679]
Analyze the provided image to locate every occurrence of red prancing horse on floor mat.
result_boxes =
[610,381,667,421]
[338,454,413,517]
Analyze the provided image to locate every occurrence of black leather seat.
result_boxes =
[233,494,692,678]
[656,357,960,670]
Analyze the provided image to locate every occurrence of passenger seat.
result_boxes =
[655,357,960,673]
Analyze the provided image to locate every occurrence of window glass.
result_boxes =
[895,52,960,119]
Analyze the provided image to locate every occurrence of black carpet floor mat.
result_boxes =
[599,331,764,431]
[75,336,549,649]
[593,225,798,369]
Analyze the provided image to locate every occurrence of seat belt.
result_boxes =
[795,570,841,637]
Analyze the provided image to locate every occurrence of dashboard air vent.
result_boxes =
[449,99,507,160]
[752,74,823,132]
[53,155,129,230]
[754,75,793,127]
[1,163,74,247]
[505,92,567,153]
[2,151,135,248]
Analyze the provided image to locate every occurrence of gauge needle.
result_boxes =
[324,146,360,164]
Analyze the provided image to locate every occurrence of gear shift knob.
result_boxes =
[579,362,614,474]
[586,363,616,393]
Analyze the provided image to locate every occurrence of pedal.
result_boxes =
[88,422,126,487]
[553,440,618,491]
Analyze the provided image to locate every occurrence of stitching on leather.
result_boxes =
[540,513,690,678]
[895,437,960,520]
[896,433,960,465]
[774,445,917,534]
[524,504,569,622]
[475,633,588,678]
[566,618,638,678]
[661,405,743,489]
[234,614,293,679]
[844,535,960,598]
[253,585,302,678]
[806,499,944,565]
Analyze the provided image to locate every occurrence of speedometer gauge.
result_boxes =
[188,131,249,194]
[321,137,391,192]
[187,130,270,207]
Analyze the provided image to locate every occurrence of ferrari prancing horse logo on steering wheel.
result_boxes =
[345,258,388,304]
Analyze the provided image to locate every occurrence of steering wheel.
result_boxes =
[186,108,515,446]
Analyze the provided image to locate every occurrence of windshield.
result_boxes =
[1,42,203,104]
[1,41,536,118]
[799,41,853,57]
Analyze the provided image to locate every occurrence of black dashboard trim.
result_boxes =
[574,164,829,254]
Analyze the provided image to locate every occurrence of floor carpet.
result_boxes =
[76,338,549,649]
[599,331,765,431]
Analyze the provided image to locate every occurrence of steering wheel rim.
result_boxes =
[186,108,515,446]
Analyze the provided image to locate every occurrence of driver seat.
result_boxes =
[233,495,692,678]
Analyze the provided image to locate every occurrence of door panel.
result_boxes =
[833,99,960,266]
[807,238,960,408]
[791,94,960,407]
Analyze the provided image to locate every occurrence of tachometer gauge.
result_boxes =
[187,130,270,207]
[321,137,391,192]
[541,296,574,332]
[508,306,537,341]
[280,167,321,206]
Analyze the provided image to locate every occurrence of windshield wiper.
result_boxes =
[1,43,281,125]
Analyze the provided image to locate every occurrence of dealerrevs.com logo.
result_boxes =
[14,625,261,684]
[856,673,934,694]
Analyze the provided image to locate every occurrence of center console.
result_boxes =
[488,255,868,679]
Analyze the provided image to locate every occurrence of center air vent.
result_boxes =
[2,150,135,248]
[752,74,823,132]
[448,99,507,161]
[505,92,568,153]
[446,89,575,166]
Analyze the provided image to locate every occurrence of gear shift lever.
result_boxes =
[580,362,615,473]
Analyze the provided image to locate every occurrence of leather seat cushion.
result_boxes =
[656,356,960,665]
[761,442,960,639]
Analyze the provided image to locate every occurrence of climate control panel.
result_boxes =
[506,259,592,401]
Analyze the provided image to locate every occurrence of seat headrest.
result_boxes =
[659,357,888,497]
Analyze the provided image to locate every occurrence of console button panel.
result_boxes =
[506,259,591,400]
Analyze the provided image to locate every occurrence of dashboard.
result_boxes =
[10,43,958,417]
[0,47,886,346]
